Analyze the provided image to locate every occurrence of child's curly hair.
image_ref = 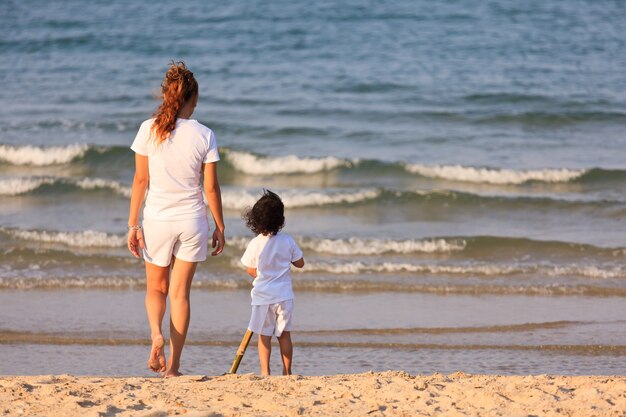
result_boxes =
[242,189,285,236]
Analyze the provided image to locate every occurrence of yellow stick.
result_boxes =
[228,329,254,374]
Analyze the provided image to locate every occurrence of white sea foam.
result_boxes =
[405,164,586,185]
[0,176,132,197]
[0,177,56,195]
[228,236,466,255]
[227,237,250,248]
[0,276,620,296]
[308,237,466,255]
[224,150,352,175]
[304,261,519,275]
[0,144,89,166]
[0,276,145,290]
[547,265,626,279]
[300,261,626,278]
[8,229,462,255]
[4,176,376,205]
[5,229,125,248]
[221,188,381,210]
[74,178,132,198]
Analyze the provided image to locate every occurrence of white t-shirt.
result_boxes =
[130,118,220,221]
[241,232,303,305]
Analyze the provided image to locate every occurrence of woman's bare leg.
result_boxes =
[145,261,170,372]
[258,335,272,375]
[165,256,197,377]
[277,331,292,375]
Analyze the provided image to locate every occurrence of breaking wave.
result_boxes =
[0,276,624,297]
[301,261,626,279]
[4,227,624,259]
[404,164,586,185]
[222,149,353,175]
[221,188,381,209]
[0,143,89,166]
[2,144,624,187]
[0,176,131,197]
[3,229,465,255]
[2,228,125,248]
[229,236,467,255]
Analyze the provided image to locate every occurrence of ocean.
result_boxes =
[1,0,625,376]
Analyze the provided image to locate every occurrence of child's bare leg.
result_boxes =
[277,331,292,375]
[258,335,272,375]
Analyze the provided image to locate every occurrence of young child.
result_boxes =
[241,190,305,375]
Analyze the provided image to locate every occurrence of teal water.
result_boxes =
[0,0,625,375]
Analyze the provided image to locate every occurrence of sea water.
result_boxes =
[1,0,625,376]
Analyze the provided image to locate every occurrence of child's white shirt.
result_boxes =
[241,232,303,305]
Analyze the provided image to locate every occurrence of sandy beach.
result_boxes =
[2,2,626,417]
[1,371,624,417]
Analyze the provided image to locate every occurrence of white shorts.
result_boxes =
[141,216,209,267]
[248,299,293,337]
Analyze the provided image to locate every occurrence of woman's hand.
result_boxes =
[128,228,145,258]
[211,228,225,256]
[203,162,225,256]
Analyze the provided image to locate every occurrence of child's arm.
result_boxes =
[292,258,305,268]
[241,238,258,278]
[290,236,305,268]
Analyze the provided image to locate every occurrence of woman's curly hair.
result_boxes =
[243,189,285,236]
[151,61,198,143]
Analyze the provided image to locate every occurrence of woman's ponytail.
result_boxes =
[151,61,198,143]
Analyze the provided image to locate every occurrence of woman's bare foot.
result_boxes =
[148,335,166,373]
[164,369,183,378]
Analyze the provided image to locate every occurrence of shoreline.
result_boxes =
[2,371,624,416]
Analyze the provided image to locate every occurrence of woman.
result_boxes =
[127,61,225,378]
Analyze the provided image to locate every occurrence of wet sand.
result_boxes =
[1,371,624,416]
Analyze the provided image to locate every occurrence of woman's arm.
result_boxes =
[203,161,225,256]
[127,154,149,258]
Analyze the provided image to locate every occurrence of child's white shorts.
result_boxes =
[141,216,209,267]
[248,299,293,337]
